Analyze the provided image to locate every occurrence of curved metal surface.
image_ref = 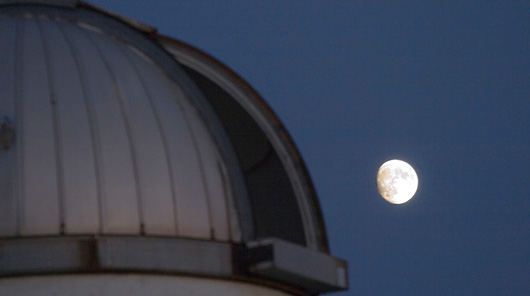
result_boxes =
[0,9,236,241]
[0,1,332,254]
[0,2,350,294]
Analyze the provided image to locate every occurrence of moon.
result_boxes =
[376,159,418,204]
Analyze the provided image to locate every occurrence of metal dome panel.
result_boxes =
[0,13,233,241]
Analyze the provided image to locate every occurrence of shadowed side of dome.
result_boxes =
[161,39,330,253]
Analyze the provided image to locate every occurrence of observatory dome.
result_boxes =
[0,1,347,295]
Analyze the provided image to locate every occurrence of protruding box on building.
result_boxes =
[247,238,348,294]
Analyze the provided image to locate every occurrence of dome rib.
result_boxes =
[85,22,146,235]
[77,20,141,235]
[38,17,68,236]
[20,16,61,235]
[118,43,180,237]
[0,16,18,236]
[63,20,141,235]
[55,17,105,234]
[127,56,212,238]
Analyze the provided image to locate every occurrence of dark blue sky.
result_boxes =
[90,1,530,295]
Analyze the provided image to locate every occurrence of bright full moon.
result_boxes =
[376,159,418,204]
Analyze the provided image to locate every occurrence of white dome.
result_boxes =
[0,3,330,249]
[0,3,348,294]
[0,11,238,241]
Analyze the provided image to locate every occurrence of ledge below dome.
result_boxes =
[0,236,347,295]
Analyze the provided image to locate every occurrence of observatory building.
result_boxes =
[0,1,348,295]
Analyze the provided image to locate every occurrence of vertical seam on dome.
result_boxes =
[55,20,105,234]
[37,18,65,235]
[14,17,24,236]
[217,160,232,240]
[167,84,214,239]
[83,30,144,235]
[0,17,17,236]
[118,45,179,236]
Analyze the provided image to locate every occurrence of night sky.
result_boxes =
[89,1,530,295]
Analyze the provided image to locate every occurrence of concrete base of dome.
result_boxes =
[0,274,293,296]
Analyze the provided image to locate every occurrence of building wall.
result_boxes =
[0,274,293,296]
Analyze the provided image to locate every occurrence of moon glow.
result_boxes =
[376,159,418,204]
